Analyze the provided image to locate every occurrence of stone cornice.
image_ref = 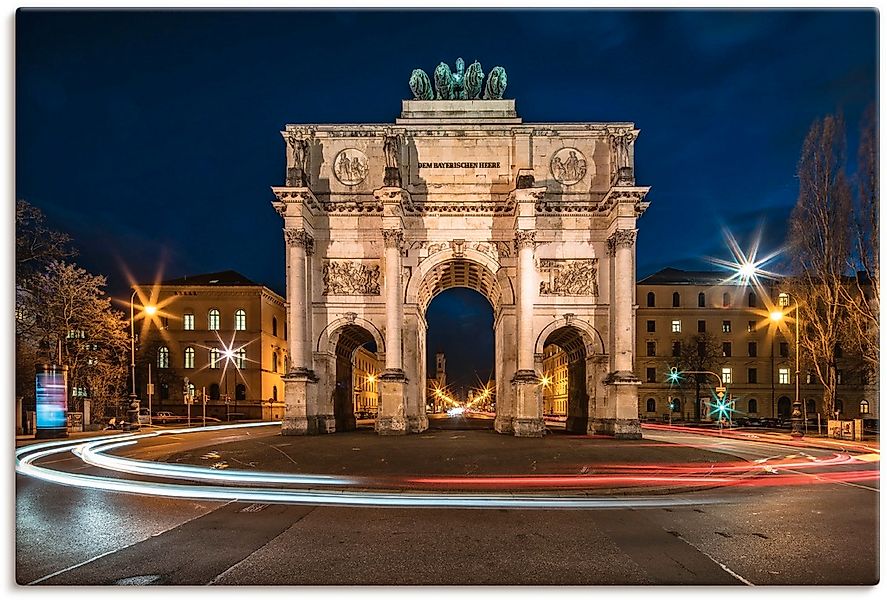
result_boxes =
[597,186,651,216]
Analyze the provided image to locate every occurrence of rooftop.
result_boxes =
[158,270,262,287]
[638,267,777,286]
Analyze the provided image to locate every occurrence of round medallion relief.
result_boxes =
[550,147,589,185]
[333,148,369,185]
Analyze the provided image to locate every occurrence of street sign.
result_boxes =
[146,383,155,395]
[715,386,726,399]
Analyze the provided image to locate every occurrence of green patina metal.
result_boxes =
[409,58,507,101]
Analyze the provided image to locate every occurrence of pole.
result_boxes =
[147,362,153,426]
[202,387,206,427]
[790,302,804,438]
[187,394,191,428]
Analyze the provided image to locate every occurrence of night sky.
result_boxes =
[15,9,877,390]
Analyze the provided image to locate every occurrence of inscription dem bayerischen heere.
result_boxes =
[418,162,501,169]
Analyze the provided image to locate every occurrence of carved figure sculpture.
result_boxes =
[409,69,433,100]
[483,66,507,100]
[383,128,401,169]
[287,134,310,174]
[463,61,484,99]
[434,61,456,99]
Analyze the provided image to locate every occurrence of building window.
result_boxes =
[779,342,789,358]
[806,399,816,414]
[646,398,656,413]
[672,292,680,308]
[209,383,220,401]
[72,387,89,397]
[646,320,656,333]
[671,320,681,333]
[722,342,731,357]
[272,352,278,372]
[748,368,757,384]
[671,398,681,413]
[272,385,278,402]
[698,292,705,307]
[806,372,813,384]
[210,348,221,369]
[697,320,706,333]
[647,292,655,307]
[208,309,220,331]
[748,292,757,307]
[236,383,246,401]
[778,368,790,384]
[721,367,732,384]
[747,320,756,333]
[646,367,657,383]
[722,320,731,333]
[835,399,844,414]
[234,309,247,331]
[235,348,246,369]
[748,398,758,414]
[836,370,843,385]
[723,292,731,307]
[157,346,169,369]
[748,341,757,357]
[646,341,656,356]
[184,347,195,369]
[671,341,681,357]
[183,313,195,331]
[778,293,790,307]
[860,400,870,414]
[160,383,169,400]
[272,317,278,337]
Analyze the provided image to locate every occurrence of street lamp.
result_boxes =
[128,290,157,428]
[768,306,803,438]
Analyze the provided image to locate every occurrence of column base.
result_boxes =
[282,371,318,436]
[565,416,589,434]
[590,418,643,439]
[376,416,408,435]
[513,417,545,438]
[407,415,428,433]
[494,415,514,434]
[308,414,336,434]
[281,416,309,436]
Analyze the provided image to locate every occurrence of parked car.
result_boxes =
[153,411,175,422]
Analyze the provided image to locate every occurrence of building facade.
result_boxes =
[272,63,651,438]
[634,268,876,423]
[352,346,380,417]
[134,271,288,421]
[541,345,568,416]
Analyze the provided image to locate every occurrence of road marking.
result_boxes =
[667,529,754,586]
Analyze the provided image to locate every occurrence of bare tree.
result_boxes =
[673,332,726,421]
[787,114,852,420]
[841,103,879,376]
[15,199,76,282]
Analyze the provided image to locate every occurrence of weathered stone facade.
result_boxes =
[272,98,650,438]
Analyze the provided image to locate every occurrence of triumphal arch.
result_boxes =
[272,60,650,438]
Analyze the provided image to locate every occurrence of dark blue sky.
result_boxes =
[16,9,877,389]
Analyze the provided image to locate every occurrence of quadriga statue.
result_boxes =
[463,61,484,99]
[409,69,433,100]
[483,66,507,100]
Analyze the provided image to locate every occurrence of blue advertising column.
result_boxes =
[35,364,68,439]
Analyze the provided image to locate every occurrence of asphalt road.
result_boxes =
[15,421,880,586]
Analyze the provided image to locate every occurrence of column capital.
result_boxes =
[606,229,637,256]
[381,228,405,251]
[513,230,536,252]
[284,228,315,255]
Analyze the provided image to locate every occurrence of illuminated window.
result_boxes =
[188,383,196,399]
[184,347,195,369]
[672,292,680,307]
[778,368,790,384]
[157,346,169,369]
[72,387,89,397]
[860,400,870,414]
[747,320,756,332]
[234,309,247,331]
[183,313,194,330]
[208,309,220,331]
[671,320,681,333]
[722,320,731,333]
[235,348,246,369]
[721,367,732,384]
[698,292,705,307]
[210,348,221,369]
[836,370,843,385]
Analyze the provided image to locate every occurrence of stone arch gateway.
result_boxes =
[272,91,650,438]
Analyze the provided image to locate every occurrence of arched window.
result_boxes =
[234,309,247,331]
[208,308,220,331]
[672,292,680,307]
[671,398,681,413]
[236,383,246,401]
[805,399,816,415]
[748,292,757,308]
[210,348,221,369]
[747,398,757,414]
[272,352,278,373]
[646,398,656,413]
[183,312,195,330]
[722,292,731,307]
[647,292,655,307]
[157,346,169,369]
[209,383,220,400]
[860,400,870,414]
[184,347,195,369]
[235,348,246,369]
[698,292,705,307]
[160,382,169,400]
[835,399,844,414]
[272,317,278,337]
[272,385,278,402]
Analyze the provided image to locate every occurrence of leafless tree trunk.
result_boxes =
[787,114,852,420]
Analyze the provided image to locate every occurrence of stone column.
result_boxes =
[511,229,544,437]
[599,229,642,439]
[281,227,317,435]
[376,228,408,435]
